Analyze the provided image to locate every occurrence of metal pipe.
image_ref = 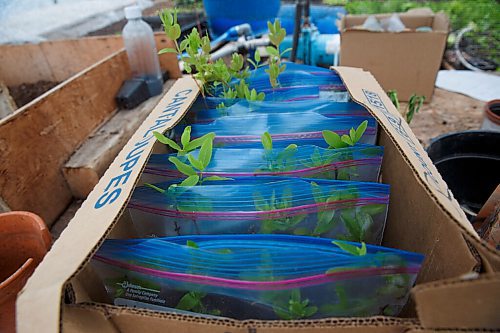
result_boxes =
[290,0,303,62]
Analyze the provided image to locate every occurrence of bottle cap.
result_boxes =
[124,5,142,19]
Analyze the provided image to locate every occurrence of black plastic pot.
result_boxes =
[427,131,500,221]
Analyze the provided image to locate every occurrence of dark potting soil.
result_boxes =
[8,81,60,108]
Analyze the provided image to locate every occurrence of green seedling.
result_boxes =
[301,148,352,180]
[322,120,368,149]
[253,188,306,233]
[321,121,368,180]
[247,49,263,70]
[153,126,215,156]
[175,291,221,316]
[168,134,233,187]
[266,19,291,88]
[306,181,340,236]
[332,241,367,256]
[339,203,386,242]
[259,132,298,172]
[387,90,425,124]
[406,94,425,123]
[273,289,318,320]
[159,8,287,103]
[387,90,399,110]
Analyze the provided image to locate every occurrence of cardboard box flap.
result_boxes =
[412,272,500,330]
[16,77,201,333]
[342,9,448,32]
[332,67,476,238]
[432,12,450,32]
[64,303,418,333]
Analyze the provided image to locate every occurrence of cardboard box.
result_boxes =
[17,68,500,332]
[339,9,449,102]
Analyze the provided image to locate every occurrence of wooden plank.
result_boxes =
[0,44,56,86]
[0,50,130,226]
[0,35,179,226]
[0,33,181,86]
[62,80,175,199]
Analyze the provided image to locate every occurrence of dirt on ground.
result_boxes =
[8,81,60,108]
[404,88,485,147]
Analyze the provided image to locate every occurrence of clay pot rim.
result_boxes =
[485,99,500,125]
[0,211,51,249]
[0,258,34,289]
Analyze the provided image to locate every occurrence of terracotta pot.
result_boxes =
[0,212,51,333]
[481,99,500,132]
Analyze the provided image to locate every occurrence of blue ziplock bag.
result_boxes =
[127,177,390,243]
[92,234,424,319]
[209,63,342,96]
[143,144,383,183]
[187,112,377,146]
[248,63,333,76]
[190,99,371,123]
[203,85,322,107]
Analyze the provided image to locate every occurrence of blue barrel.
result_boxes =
[203,0,281,37]
[277,4,347,35]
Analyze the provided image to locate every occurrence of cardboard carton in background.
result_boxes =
[339,9,449,102]
[17,68,500,333]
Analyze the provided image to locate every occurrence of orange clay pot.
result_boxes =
[0,211,51,333]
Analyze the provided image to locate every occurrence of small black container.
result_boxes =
[427,131,500,221]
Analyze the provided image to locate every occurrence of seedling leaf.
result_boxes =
[354,120,368,142]
[322,130,347,149]
[176,292,198,310]
[153,131,181,151]
[261,132,273,150]
[158,47,177,54]
[186,240,199,248]
[332,241,367,256]
[179,175,200,186]
[144,183,166,193]
[187,154,204,171]
[181,126,191,148]
[168,156,196,176]
[198,138,213,169]
[185,132,215,152]
[203,176,234,182]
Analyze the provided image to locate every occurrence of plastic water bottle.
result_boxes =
[122,5,163,96]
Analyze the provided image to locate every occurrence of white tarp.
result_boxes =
[0,0,141,44]
[436,70,500,102]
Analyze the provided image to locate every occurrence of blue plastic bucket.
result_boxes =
[203,0,281,37]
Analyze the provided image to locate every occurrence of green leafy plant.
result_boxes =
[168,134,233,187]
[406,94,425,123]
[158,8,287,103]
[320,121,368,180]
[308,182,386,241]
[148,126,232,188]
[175,291,221,316]
[266,20,291,88]
[259,132,298,172]
[387,90,399,110]
[247,49,263,70]
[387,90,425,124]
[153,126,215,156]
[322,120,368,149]
[332,241,367,256]
[273,289,318,320]
[253,188,306,233]
[305,181,340,236]
[302,148,350,180]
